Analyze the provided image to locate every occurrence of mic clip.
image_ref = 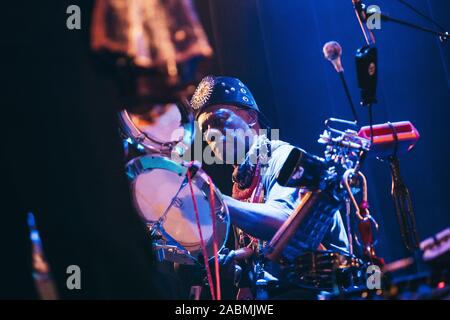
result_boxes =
[355,44,378,106]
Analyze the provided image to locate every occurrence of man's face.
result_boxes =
[197,104,259,164]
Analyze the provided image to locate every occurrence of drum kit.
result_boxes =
[119,104,230,267]
[117,103,380,299]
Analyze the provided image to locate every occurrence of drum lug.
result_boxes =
[154,247,166,262]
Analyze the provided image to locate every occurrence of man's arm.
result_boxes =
[223,195,292,241]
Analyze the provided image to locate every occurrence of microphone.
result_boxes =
[322,41,359,123]
[323,41,344,73]
[351,1,377,106]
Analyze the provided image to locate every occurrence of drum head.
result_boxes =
[134,169,213,246]
[127,156,229,264]
[119,102,195,157]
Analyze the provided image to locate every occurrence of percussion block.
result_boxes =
[358,121,420,158]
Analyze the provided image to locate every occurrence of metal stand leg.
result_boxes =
[345,198,354,256]
[189,285,202,300]
[389,156,420,253]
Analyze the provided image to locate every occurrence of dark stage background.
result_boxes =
[195,0,450,263]
[1,2,173,299]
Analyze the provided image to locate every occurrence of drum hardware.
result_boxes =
[255,278,269,300]
[359,121,421,254]
[321,118,371,172]
[152,244,195,265]
[345,198,354,256]
[320,119,386,266]
[343,169,383,266]
[146,223,191,263]
[252,252,271,300]
[280,251,366,292]
[264,117,388,295]
[149,161,202,237]
[233,247,260,300]
[388,157,420,252]
[268,118,374,261]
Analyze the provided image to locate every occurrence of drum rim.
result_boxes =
[119,101,195,156]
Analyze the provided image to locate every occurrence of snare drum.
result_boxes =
[126,155,230,265]
[119,102,195,157]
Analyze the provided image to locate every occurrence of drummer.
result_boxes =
[191,76,349,296]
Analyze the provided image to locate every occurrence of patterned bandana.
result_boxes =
[190,76,260,119]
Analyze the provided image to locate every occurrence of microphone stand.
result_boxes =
[378,12,449,42]
[338,72,359,124]
[366,5,449,42]
[366,3,447,257]
[388,156,420,253]
[322,41,359,124]
[323,41,363,257]
[353,1,427,261]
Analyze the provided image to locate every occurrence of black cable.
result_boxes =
[387,121,399,158]
[396,0,446,32]
[368,103,374,145]
[339,72,359,124]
